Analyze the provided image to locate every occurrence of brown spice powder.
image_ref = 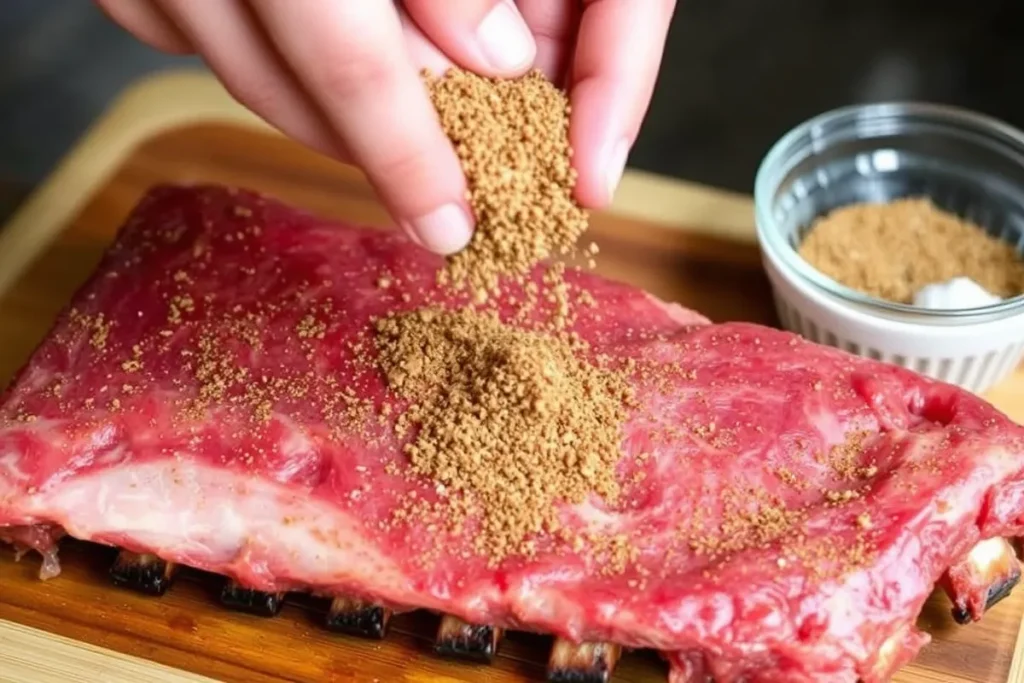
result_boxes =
[826,430,871,480]
[688,486,806,559]
[425,68,589,297]
[798,198,1024,304]
[374,307,633,563]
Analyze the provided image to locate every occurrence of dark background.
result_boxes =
[0,0,1019,220]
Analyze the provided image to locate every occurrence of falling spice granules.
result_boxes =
[374,307,634,563]
[798,198,1024,304]
[424,68,590,299]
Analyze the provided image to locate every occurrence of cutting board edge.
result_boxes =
[0,618,216,683]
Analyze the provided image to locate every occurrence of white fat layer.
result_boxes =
[39,459,410,594]
[806,408,848,444]
[15,365,56,396]
[967,537,1013,573]
[0,452,28,483]
[274,414,319,481]
[642,292,709,326]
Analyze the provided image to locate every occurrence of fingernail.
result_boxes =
[402,203,473,255]
[476,0,535,72]
[604,138,630,203]
[400,223,425,248]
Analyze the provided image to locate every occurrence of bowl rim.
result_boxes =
[753,101,1024,322]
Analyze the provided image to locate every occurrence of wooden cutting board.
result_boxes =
[1,70,1024,683]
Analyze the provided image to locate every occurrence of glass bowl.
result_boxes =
[754,102,1024,393]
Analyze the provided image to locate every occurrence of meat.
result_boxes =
[3,184,1024,682]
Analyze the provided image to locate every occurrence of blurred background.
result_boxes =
[0,0,1019,222]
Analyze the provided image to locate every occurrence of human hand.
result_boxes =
[96,1,676,255]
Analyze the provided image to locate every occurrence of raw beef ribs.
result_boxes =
[2,185,1024,683]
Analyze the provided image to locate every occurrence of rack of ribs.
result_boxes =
[2,185,1023,683]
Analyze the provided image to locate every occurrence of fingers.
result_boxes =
[515,0,580,83]
[157,0,342,159]
[397,9,455,77]
[568,0,676,208]
[404,0,536,77]
[94,0,193,54]
[250,0,472,255]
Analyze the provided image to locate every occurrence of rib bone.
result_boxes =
[547,639,621,683]
[220,581,286,617]
[324,596,392,639]
[108,550,177,596]
[940,537,1021,623]
[433,614,503,663]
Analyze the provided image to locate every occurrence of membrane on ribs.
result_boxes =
[2,185,1024,683]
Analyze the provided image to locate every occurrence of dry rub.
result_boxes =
[798,198,1024,303]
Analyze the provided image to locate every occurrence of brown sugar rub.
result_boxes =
[424,68,590,299]
[798,198,1024,304]
[375,308,633,563]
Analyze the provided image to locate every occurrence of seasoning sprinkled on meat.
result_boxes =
[375,306,633,563]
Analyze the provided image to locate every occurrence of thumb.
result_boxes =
[404,0,537,76]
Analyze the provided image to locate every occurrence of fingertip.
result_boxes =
[475,0,537,74]
[568,80,632,209]
[574,136,629,209]
[405,0,536,78]
[400,202,475,255]
[572,171,606,210]
[600,137,630,206]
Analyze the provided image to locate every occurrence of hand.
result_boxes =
[96,1,676,255]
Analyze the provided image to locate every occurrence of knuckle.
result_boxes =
[314,48,400,100]
[372,144,435,188]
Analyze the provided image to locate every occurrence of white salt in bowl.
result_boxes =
[754,103,1024,394]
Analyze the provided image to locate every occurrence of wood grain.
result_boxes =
[0,618,216,683]
[1,102,1023,683]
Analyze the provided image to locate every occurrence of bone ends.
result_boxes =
[109,551,178,596]
[547,639,621,683]
[433,614,504,663]
[943,537,1021,624]
[325,597,393,639]
[220,581,286,617]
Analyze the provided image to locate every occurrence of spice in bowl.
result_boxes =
[797,198,1024,309]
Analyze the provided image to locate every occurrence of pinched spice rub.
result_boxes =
[375,307,633,562]
[798,198,1024,304]
[425,68,590,297]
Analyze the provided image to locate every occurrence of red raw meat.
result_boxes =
[3,185,1024,683]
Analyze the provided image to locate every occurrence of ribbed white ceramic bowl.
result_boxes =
[754,103,1024,395]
